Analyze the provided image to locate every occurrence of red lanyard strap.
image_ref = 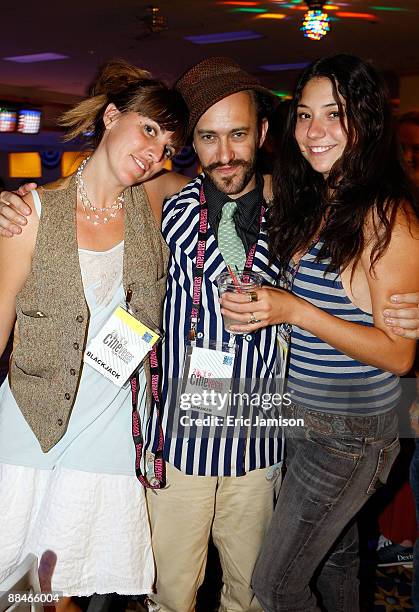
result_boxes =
[190,184,265,340]
[130,346,166,489]
[125,285,165,489]
[189,187,208,339]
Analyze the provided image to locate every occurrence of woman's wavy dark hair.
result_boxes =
[269,54,417,280]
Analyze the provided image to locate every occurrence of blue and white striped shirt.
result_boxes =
[152,175,283,476]
[288,241,400,414]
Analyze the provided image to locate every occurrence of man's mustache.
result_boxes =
[205,159,249,172]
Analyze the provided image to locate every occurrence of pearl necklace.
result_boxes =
[75,156,124,225]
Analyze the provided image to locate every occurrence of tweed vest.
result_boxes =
[9,175,169,452]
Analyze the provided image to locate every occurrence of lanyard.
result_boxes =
[127,287,165,489]
[189,184,266,341]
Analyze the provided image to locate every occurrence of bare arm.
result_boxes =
[141,170,189,226]
[221,207,418,375]
[384,292,419,340]
[0,192,38,354]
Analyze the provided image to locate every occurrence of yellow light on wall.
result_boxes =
[163,159,172,171]
[9,152,41,178]
[255,12,287,18]
[61,151,89,177]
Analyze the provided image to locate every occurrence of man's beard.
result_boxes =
[203,156,257,195]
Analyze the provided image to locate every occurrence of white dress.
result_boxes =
[0,192,155,596]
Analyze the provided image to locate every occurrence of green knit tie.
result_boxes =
[217,201,246,269]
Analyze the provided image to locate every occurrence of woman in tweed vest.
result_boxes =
[0,60,187,610]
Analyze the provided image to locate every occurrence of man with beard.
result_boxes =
[145,58,283,612]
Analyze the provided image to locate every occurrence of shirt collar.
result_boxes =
[203,173,264,254]
[203,173,263,217]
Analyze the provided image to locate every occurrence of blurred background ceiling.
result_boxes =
[0,0,418,127]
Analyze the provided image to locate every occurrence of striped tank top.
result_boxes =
[288,241,400,415]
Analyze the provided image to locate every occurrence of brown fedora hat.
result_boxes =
[175,56,277,135]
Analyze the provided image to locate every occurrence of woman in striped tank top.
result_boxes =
[220,54,418,611]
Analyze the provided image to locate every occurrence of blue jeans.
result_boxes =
[252,403,400,612]
[410,439,419,611]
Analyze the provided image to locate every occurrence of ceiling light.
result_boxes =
[370,5,407,11]
[255,12,287,19]
[184,30,263,43]
[231,7,267,12]
[261,62,310,71]
[336,11,377,20]
[301,1,330,40]
[218,1,261,5]
[3,52,69,63]
[139,5,168,32]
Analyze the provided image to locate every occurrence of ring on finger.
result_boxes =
[249,312,260,324]
[248,290,258,303]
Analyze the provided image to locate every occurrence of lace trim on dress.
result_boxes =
[78,242,124,307]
